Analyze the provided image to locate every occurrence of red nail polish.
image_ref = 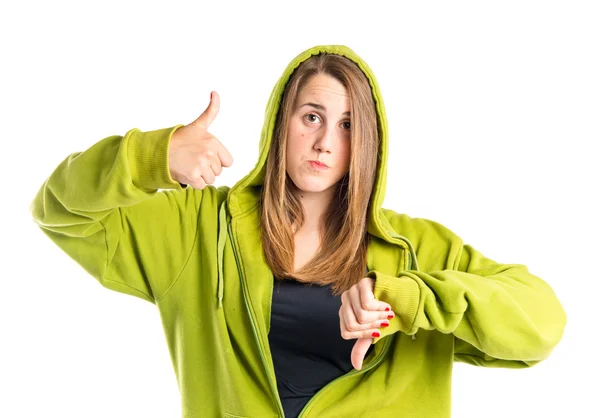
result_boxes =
[372,331,381,338]
[387,314,394,319]
[385,307,390,311]
[380,322,389,327]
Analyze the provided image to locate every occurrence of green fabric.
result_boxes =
[30,44,567,417]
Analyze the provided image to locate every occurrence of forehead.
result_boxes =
[298,74,349,99]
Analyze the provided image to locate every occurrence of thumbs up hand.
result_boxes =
[168,91,234,189]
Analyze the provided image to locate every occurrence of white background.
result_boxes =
[2,1,598,417]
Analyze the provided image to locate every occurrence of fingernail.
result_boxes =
[372,331,381,338]
[380,322,389,327]
[385,307,390,311]
[387,314,394,319]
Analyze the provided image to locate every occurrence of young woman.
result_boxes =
[30,44,567,418]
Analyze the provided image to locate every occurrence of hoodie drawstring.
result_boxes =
[387,230,419,341]
[388,230,419,272]
[217,200,228,308]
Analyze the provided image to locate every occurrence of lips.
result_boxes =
[308,160,329,168]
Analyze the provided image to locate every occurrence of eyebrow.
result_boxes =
[299,102,351,117]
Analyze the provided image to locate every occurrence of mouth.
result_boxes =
[308,160,329,170]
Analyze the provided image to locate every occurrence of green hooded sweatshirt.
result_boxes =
[30,44,567,417]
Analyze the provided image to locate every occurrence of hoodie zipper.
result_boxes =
[227,220,391,417]
[227,223,285,417]
[225,220,408,417]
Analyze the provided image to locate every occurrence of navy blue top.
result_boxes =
[268,277,374,417]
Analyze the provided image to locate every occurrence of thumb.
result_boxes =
[351,338,373,370]
[194,91,220,129]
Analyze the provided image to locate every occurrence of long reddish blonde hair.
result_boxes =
[259,53,379,295]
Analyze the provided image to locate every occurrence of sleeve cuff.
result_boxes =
[367,270,421,343]
[126,124,186,190]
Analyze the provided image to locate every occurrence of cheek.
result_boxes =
[285,137,301,167]
[286,131,306,157]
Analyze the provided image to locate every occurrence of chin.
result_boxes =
[291,177,337,194]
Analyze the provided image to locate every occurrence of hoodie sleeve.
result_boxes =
[29,124,204,304]
[368,216,567,368]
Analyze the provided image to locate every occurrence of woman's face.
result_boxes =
[285,73,351,198]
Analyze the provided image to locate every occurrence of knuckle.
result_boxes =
[355,311,368,324]
[195,155,209,168]
[204,170,215,181]
[348,317,360,330]
[360,299,369,311]
[190,167,203,182]
[189,175,206,190]
[341,292,348,304]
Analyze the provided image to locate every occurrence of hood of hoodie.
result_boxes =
[215,44,418,309]
[225,44,409,246]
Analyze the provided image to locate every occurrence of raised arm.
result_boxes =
[30,91,233,303]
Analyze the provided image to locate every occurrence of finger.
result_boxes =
[341,323,386,340]
[348,286,386,325]
[199,148,223,175]
[359,277,392,312]
[209,155,223,176]
[340,295,359,335]
[351,338,373,370]
[340,307,380,340]
[344,288,393,327]
[189,176,207,190]
[201,168,216,185]
[339,303,391,340]
[346,316,391,333]
[216,142,233,167]
[194,91,220,129]
[339,303,394,339]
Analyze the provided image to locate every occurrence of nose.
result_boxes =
[313,124,337,154]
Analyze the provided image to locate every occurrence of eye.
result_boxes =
[342,121,351,130]
[304,113,321,124]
